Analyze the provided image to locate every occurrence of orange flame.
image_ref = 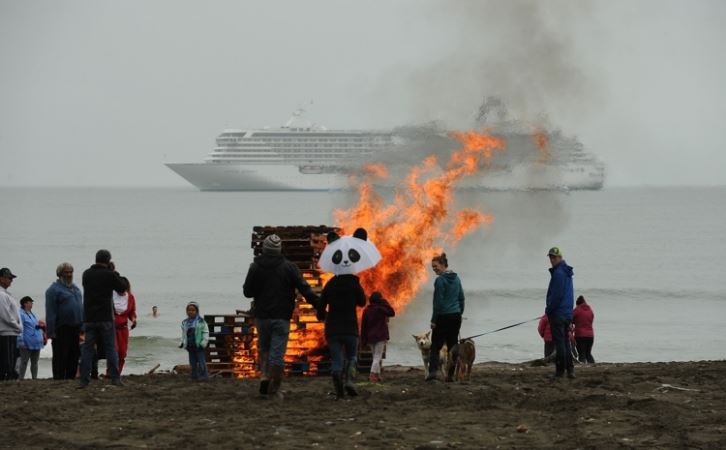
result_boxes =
[534,129,550,164]
[334,130,505,313]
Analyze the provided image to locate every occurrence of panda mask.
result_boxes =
[319,228,382,276]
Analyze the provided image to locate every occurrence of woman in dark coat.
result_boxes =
[361,291,395,382]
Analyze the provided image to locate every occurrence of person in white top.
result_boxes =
[0,267,22,381]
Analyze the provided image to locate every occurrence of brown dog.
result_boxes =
[446,338,476,381]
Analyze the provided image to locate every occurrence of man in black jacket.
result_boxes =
[243,234,318,399]
[78,249,126,388]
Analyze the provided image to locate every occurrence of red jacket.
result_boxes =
[572,302,594,337]
[114,292,137,329]
[537,315,552,342]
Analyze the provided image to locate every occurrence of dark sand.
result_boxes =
[2,361,725,449]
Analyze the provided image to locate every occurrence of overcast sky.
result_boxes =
[1,0,724,187]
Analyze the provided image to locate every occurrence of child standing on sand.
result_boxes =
[361,291,395,383]
[179,301,209,381]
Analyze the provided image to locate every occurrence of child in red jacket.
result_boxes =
[361,292,395,382]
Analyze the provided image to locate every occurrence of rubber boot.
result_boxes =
[258,351,270,397]
[446,362,456,383]
[332,373,345,400]
[343,361,358,397]
[267,365,284,401]
[426,358,438,382]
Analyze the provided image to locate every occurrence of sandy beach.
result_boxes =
[1,360,724,449]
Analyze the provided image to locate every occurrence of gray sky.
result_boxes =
[1,0,724,187]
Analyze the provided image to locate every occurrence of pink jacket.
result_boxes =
[572,302,594,337]
[537,315,552,342]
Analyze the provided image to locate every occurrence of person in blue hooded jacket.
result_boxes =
[426,252,465,382]
[545,246,575,379]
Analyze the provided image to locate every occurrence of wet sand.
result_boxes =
[2,361,725,449]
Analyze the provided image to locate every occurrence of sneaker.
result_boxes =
[567,371,576,380]
[76,383,88,389]
[425,374,438,382]
[111,379,124,387]
[368,373,381,383]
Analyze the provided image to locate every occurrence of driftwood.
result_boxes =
[147,363,161,375]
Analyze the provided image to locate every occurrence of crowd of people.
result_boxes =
[0,250,137,385]
[0,239,594,390]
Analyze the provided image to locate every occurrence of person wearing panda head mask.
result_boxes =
[316,228,372,400]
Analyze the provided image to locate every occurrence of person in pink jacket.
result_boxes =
[537,315,554,358]
[572,295,595,363]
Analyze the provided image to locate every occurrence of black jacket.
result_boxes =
[317,274,366,337]
[243,254,318,320]
[81,264,125,323]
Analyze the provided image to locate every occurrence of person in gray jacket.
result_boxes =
[45,262,83,380]
[0,267,22,381]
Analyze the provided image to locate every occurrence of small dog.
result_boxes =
[412,331,447,380]
[446,338,476,382]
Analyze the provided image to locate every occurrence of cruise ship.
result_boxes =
[165,111,605,191]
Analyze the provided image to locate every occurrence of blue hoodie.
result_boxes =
[545,260,574,320]
[45,280,83,338]
[431,271,465,323]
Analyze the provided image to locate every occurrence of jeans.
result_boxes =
[187,345,208,380]
[369,341,386,374]
[52,325,81,380]
[0,335,18,381]
[328,334,358,375]
[256,319,290,369]
[17,347,40,379]
[575,337,595,363]
[549,315,574,375]
[544,341,555,358]
[80,321,119,385]
[429,313,462,374]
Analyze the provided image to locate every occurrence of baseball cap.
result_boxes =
[0,267,17,279]
[547,247,563,257]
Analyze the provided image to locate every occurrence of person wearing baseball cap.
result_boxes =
[545,247,575,380]
[0,267,22,381]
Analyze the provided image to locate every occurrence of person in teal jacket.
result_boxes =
[427,252,465,382]
[179,301,209,381]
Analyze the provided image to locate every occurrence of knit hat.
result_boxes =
[263,234,282,255]
[186,301,200,313]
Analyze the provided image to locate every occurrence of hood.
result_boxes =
[254,253,285,269]
[550,260,574,277]
[439,270,459,283]
[576,303,591,312]
[369,291,386,305]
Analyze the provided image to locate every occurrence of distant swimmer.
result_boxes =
[149,305,159,318]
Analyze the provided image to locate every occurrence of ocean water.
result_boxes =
[1,186,724,377]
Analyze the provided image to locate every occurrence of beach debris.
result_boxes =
[147,363,161,375]
[516,424,528,433]
[656,383,700,393]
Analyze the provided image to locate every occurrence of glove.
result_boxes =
[179,343,184,349]
[130,320,137,330]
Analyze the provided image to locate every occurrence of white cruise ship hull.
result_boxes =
[166,163,604,191]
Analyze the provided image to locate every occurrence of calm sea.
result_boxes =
[1,186,724,376]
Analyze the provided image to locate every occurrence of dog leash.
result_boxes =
[461,317,541,341]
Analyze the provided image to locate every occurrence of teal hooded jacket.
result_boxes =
[431,270,465,323]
